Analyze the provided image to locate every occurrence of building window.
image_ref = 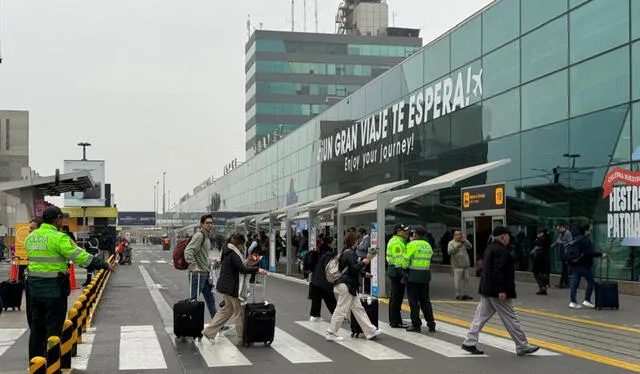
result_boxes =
[423,35,450,84]
[633,102,640,160]
[485,134,522,183]
[521,0,567,33]
[569,0,589,9]
[482,88,521,140]
[256,39,285,52]
[521,120,569,181]
[482,39,520,97]
[569,46,629,117]
[450,16,481,69]
[402,51,424,93]
[521,15,568,83]
[521,69,568,131]
[633,0,640,41]
[633,41,640,101]
[482,0,519,53]
[569,0,629,64]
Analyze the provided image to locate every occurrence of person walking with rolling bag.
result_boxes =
[202,234,266,345]
[184,215,218,319]
[566,224,608,309]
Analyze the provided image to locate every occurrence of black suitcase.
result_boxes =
[595,257,619,310]
[174,274,205,339]
[173,299,205,339]
[242,275,275,347]
[350,294,379,338]
[0,280,24,311]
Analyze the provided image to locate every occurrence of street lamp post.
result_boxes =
[162,171,166,214]
[155,180,159,231]
[154,184,157,230]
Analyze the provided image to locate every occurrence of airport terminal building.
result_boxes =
[175,0,640,281]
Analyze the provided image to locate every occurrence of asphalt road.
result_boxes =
[0,244,636,374]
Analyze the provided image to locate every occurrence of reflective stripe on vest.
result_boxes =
[406,240,433,270]
[27,271,60,278]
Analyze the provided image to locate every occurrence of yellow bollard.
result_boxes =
[60,320,74,369]
[78,295,88,333]
[29,356,47,374]
[46,336,61,374]
[67,308,79,355]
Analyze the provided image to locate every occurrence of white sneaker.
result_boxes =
[325,331,344,341]
[569,302,582,309]
[365,329,382,340]
[582,300,595,308]
[309,316,323,322]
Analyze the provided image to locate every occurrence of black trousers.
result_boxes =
[28,295,67,360]
[407,282,435,328]
[388,276,406,325]
[309,284,337,317]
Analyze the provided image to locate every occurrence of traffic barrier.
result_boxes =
[67,308,79,355]
[78,294,88,333]
[68,262,79,290]
[46,336,61,374]
[60,320,74,369]
[29,356,47,374]
[9,258,17,281]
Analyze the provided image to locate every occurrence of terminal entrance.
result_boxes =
[460,183,506,272]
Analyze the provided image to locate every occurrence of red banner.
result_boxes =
[602,167,640,198]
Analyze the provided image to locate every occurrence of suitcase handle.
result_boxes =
[250,273,268,304]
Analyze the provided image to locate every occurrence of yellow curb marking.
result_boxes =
[379,298,640,373]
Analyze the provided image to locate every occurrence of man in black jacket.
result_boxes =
[461,226,539,356]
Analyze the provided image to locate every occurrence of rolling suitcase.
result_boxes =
[350,284,379,338]
[595,257,619,310]
[0,280,24,311]
[173,274,205,339]
[242,274,276,347]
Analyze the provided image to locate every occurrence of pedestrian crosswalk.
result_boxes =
[0,320,560,371]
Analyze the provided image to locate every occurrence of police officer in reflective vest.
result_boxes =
[25,206,114,360]
[386,224,409,328]
[401,225,436,333]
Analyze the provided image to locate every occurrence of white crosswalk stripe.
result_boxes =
[139,260,150,264]
[194,334,252,367]
[297,320,411,361]
[72,328,95,370]
[271,327,332,363]
[380,322,487,358]
[119,325,168,370]
[0,328,26,359]
[156,260,167,264]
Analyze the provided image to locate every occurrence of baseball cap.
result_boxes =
[42,206,69,221]
[393,224,409,233]
[410,225,427,236]
[492,226,511,237]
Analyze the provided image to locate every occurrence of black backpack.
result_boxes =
[302,250,320,272]
[563,235,584,264]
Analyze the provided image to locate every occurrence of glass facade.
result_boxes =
[179,0,640,282]
[250,60,390,78]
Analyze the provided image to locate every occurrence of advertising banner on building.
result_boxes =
[118,211,156,226]
[604,167,640,238]
[63,160,106,207]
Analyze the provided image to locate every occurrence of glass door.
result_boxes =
[464,218,476,264]
[492,216,505,230]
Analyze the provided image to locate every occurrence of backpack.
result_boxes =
[325,249,349,283]
[563,236,584,264]
[173,238,190,270]
[302,250,319,272]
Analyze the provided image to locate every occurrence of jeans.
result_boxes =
[190,272,217,318]
[28,295,67,359]
[570,267,594,303]
[559,261,570,287]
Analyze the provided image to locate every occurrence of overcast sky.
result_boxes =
[0,0,492,211]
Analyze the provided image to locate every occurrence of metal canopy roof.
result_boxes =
[342,159,511,215]
[0,171,94,197]
[306,192,350,209]
[339,180,408,204]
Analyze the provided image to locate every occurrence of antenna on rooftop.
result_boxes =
[291,0,295,31]
[314,0,318,32]
[247,14,251,39]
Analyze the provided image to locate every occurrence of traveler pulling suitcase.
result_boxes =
[0,280,24,311]
[243,274,276,347]
[173,273,206,340]
[350,281,379,338]
[595,257,619,310]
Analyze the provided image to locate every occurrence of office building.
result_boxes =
[0,110,29,234]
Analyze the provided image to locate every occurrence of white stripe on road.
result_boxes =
[71,331,95,370]
[139,266,173,328]
[0,328,26,359]
[380,322,486,358]
[156,260,167,264]
[119,325,168,370]
[431,321,560,356]
[195,334,252,367]
[272,327,332,363]
[140,260,150,264]
[296,321,410,361]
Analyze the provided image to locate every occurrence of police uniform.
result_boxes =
[25,206,111,360]
[401,226,436,332]
[385,224,408,328]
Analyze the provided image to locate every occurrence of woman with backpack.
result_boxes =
[308,237,337,322]
[325,233,382,341]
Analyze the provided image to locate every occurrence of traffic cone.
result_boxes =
[69,262,79,290]
[9,258,17,281]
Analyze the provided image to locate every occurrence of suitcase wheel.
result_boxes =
[264,341,272,346]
